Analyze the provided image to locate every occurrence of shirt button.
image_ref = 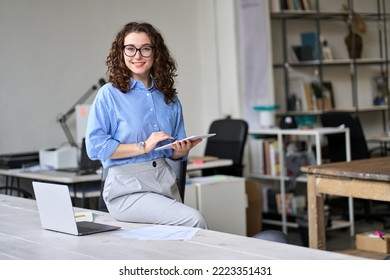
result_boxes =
[150,108,153,111]
[147,93,150,96]
[154,124,158,127]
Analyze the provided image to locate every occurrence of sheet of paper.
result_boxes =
[155,134,216,151]
[74,211,94,222]
[115,225,199,240]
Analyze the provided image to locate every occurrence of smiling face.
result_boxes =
[123,32,154,85]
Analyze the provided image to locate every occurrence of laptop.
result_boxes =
[32,182,120,236]
[57,138,101,175]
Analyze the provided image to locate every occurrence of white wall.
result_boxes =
[0,0,241,155]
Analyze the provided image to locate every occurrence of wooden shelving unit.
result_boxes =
[271,0,390,129]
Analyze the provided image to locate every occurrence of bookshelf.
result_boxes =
[249,127,354,234]
[270,0,390,131]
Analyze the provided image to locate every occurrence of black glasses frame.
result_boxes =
[123,44,154,58]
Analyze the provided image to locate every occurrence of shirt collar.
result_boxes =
[130,78,155,90]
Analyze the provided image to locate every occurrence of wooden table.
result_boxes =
[302,157,390,250]
[0,194,359,259]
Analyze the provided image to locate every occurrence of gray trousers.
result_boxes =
[103,158,207,229]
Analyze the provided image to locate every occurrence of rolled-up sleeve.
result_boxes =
[86,89,120,162]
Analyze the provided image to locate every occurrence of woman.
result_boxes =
[86,22,206,228]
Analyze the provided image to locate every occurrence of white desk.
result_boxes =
[0,194,359,259]
[0,168,100,184]
[0,169,102,206]
[0,159,233,183]
[367,134,390,156]
[0,159,234,206]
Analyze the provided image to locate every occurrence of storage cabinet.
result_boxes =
[184,176,248,236]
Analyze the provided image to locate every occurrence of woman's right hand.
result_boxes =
[144,131,173,153]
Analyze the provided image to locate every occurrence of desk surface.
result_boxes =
[0,168,100,183]
[250,126,349,136]
[302,156,390,182]
[368,134,390,142]
[188,158,233,171]
[0,159,234,184]
[0,195,358,260]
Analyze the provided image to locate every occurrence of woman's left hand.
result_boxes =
[172,138,202,159]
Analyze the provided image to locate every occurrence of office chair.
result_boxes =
[320,112,388,225]
[202,117,249,177]
[166,159,188,201]
[253,230,288,244]
[97,160,188,212]
[320,112,370,162]
[98,169,109,212]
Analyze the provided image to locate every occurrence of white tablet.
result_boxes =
[154,133,216,151]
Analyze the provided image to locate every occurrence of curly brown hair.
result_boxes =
[106,22,177,103]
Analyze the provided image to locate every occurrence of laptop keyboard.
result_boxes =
[76,221,104,231]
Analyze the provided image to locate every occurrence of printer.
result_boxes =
[39,146,78,169]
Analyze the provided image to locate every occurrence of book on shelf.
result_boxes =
[276,193,294,215]
[287,0,294,10]
[301,32,321,60]
[263,140,272,175]
[288,78,335,112]
[293,0,302,10]
[300,0,311,10]
[322,81,335,110]
[304,83,315,111]
[262,187,270,213]
[311,81,334,111]
[280,0,288,10]
[279,0,312,11]
[269,141,280,176]
[249,138,280,176]
[249,138,264,175]
[289,77,308,111]
[269,0,281,12]
[276,193,306,216]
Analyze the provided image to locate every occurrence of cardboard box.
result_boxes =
[356,232,390,253]
[245,179,263,237]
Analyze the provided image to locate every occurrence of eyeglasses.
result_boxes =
[123,44,154,58]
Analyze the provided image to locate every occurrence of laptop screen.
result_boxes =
[33,182,79,235]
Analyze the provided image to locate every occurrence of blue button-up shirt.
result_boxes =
[85,79,186,168]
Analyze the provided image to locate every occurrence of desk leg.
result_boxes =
[5,176,10,194]
[307,175,326,250]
